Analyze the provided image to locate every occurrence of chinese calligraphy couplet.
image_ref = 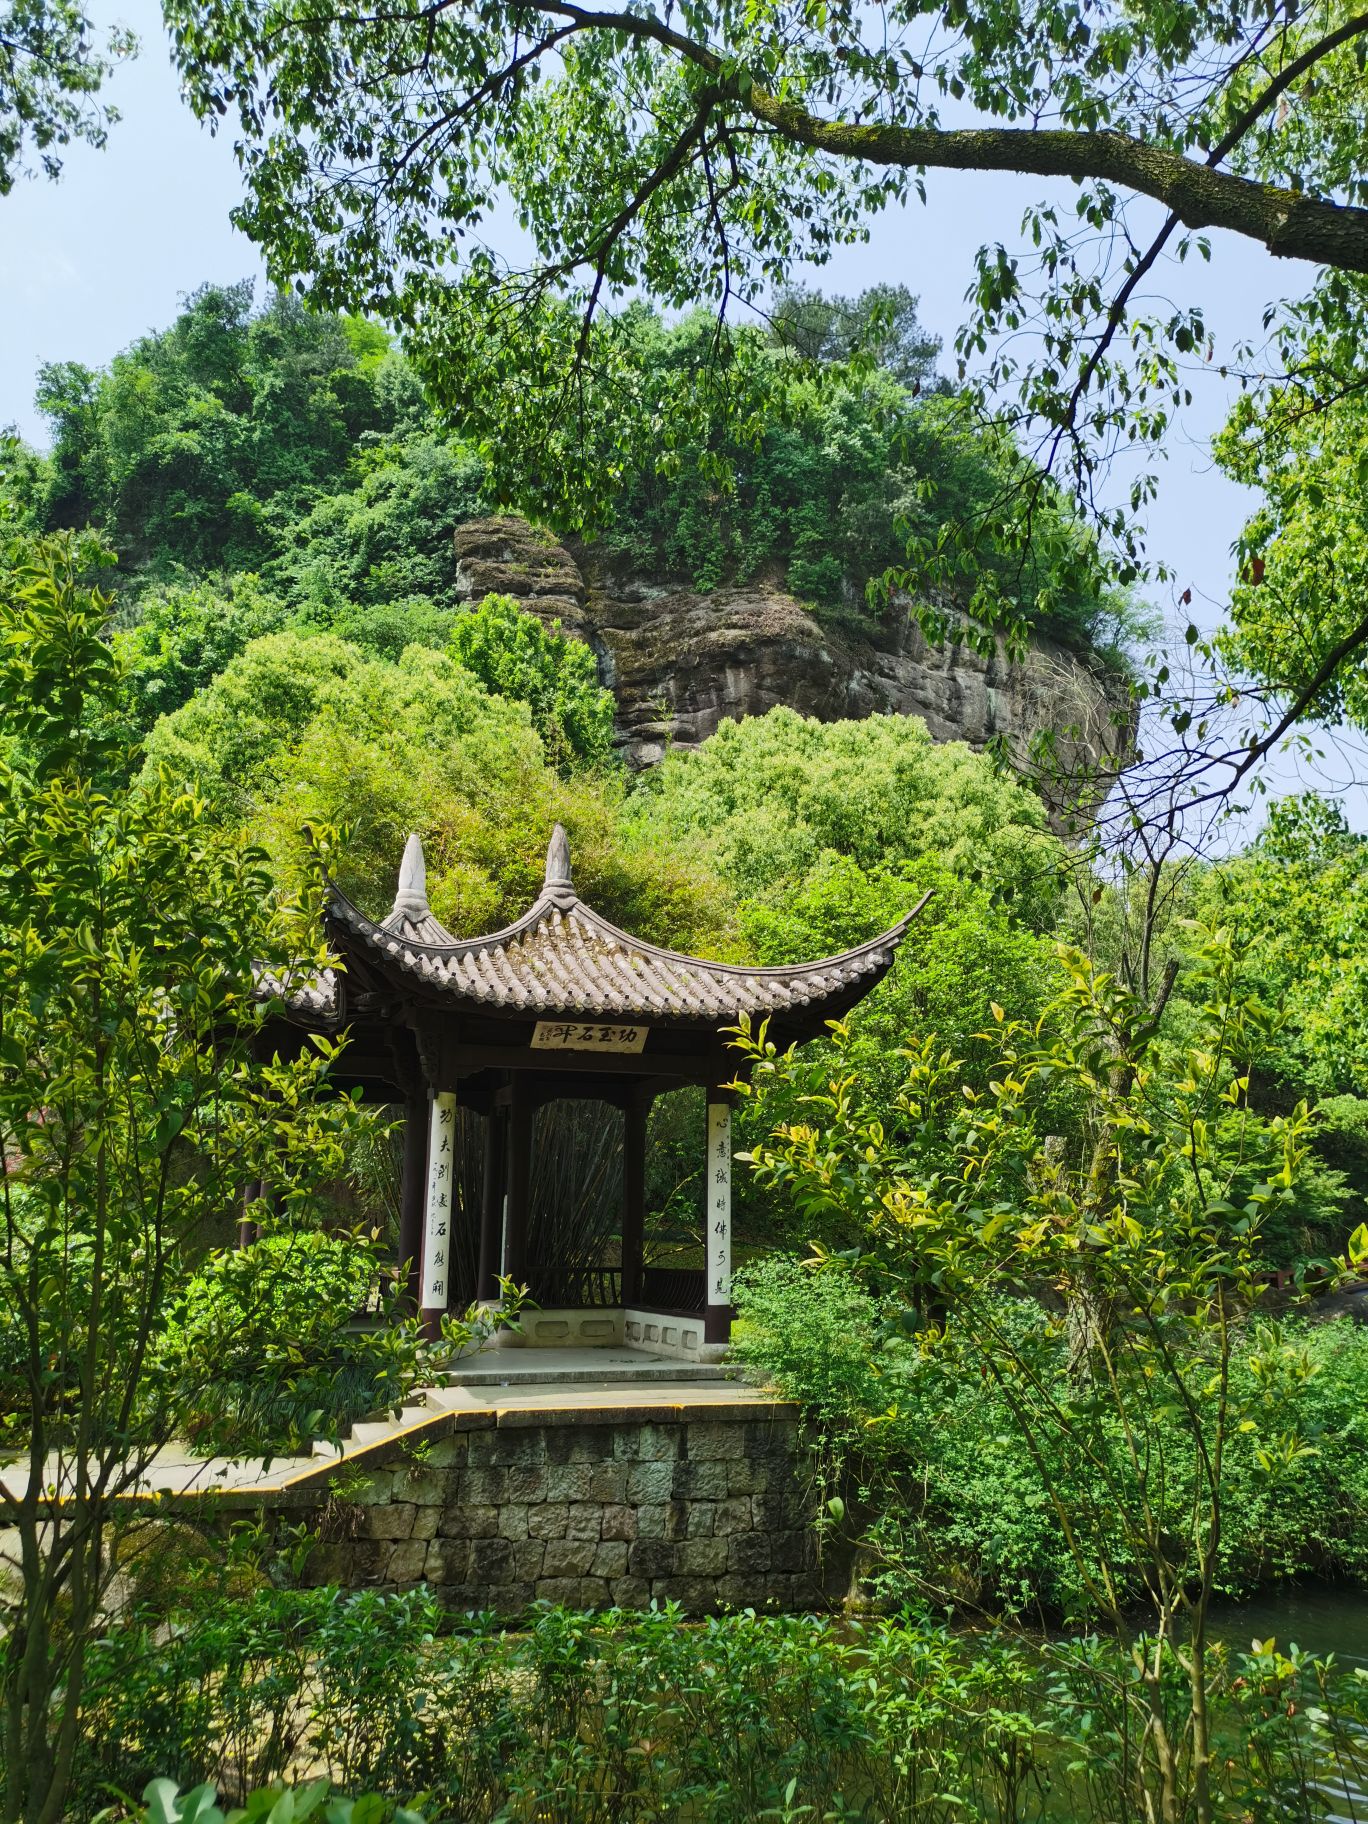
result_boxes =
[421,1090,458,1314]
[705,1098,731,1316]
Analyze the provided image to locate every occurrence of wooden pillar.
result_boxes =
[420,1090,458,1340]
[622,1094,648,1308]
[397,1094,427,1313]
[704,1094,732,1346]
[503,1081,533,1291]
[477,1108,506,1302]
[237,1178,263,1250]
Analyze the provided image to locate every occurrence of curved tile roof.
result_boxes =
[322,826,927,1025]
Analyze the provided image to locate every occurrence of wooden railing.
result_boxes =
[520,1264,709,1312]
[638,1266,706,1314]
[526,1266,624,1309]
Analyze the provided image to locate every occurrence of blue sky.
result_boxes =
[3,0,1360,819]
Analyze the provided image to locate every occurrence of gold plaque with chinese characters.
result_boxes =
[531,1021,650,1053]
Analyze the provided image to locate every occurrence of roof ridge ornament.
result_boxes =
[392,832,430,921]
[544,822,573,892]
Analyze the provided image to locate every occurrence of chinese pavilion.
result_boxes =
[260,826,925,1357]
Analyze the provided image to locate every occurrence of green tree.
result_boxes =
[11,285,1125,657]
[0,0,134,192]
[1196,793,1368,1100]
[645,706,1067,1245]
[1216,371,1368,735]
[0,536,367,1824]
[449,593,616,771]
[768,283,942,390]
[276,434,486,618]
[591,309,1124,644]
[164,0,1368,619]
[141,627,731,952]
[737,932,1368,1824]
[31,286,424,583]
[648,705,1063,925]
[111,574,288,735]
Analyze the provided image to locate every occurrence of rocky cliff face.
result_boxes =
[453,516,1133,797]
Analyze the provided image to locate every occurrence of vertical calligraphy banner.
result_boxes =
[421,1090,458,1313]
[706,1098,732,1316]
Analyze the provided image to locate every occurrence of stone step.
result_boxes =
[419,1384,478,1412]
[348,1418,404,1447]
[446,1356,739,1389]
[304,1360,744,1464]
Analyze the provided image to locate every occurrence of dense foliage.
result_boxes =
[734,1259,1368,1614]
[7,282,1129,651]
[0,536,371,1824]
[5,281,1368,1824]
[732,931,1368,1820]
[448,593,615,772]
[1071,792,1368,1249]
[64,1585,1368,1824]
[154,0,1368,683]
[1196,794,1368,1100]
[158,1232,424,1457]
[139,625,726,949]
[1216,361,1368,735]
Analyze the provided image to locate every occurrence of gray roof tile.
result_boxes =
[316,825,927,1026]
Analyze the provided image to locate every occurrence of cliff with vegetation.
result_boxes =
[453,515,1132,781]
[2,281,1138,796]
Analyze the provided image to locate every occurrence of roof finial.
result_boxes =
[545,822,573,890]
[392,832,430,919]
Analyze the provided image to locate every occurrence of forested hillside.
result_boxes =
[3,281,1138,691]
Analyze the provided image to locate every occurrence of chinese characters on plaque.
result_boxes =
[421,1091,458,1309]
[706,1100,731,1308]
[531,1021,650,1053]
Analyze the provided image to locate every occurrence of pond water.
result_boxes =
[1208,1583,1368,1669]
[1207,1585,1368,1824]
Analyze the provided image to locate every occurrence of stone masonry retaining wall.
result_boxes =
[205,1399,845,1616]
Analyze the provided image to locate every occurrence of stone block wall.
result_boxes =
[249,1400,844,1615]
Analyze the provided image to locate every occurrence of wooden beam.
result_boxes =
[450,1043,737,1085]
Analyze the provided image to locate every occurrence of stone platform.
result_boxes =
[18,1371,838,1616]
[292,1392,837,1613]
[447,1344,738,1387]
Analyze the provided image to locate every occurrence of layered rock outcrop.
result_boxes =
[454,516,1133,794]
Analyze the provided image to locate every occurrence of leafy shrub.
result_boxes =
[157,1232,428,1456]
[732,1258,1368,1616]
[136,1775,424,1824]
[449,593,616,772]
[77,1586,329,1805]
[68,1589,1368,1824]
